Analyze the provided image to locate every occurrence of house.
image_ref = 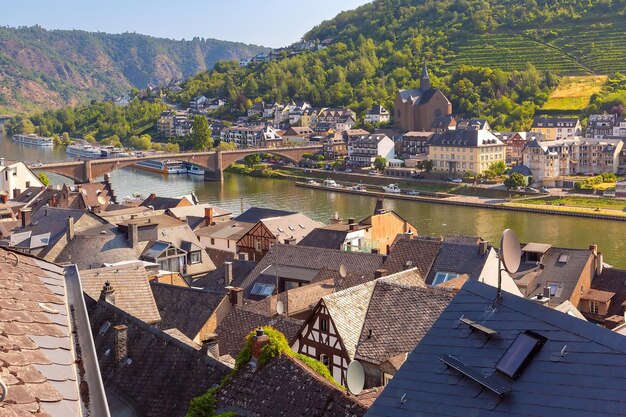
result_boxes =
[166,203,232,230]
[582,267,626,328]
[322,132,348,160]
[206,98,226,111]
[348,134,395,167]
[0,248,110,416]
[247,100,265,117]
[215,328,368,417]
[282,126,314,143]
[394,62,452,132]
[456,119,490,131]
[219,124,283,148]
[494,131,543,165]
[236,212,322,261]
[195,219,255,255]
[364,279,626,417]
[432,115,457,132]
[0,160,43,199]
[585,113,619,139]
[288,101,312,125]
[88,298,231,417]
[80,264,162,324]
[398,131,433,159]
[189,95,208,112]
[531,116,581,141]
[317,108,357,131]
[613,116,626,137]
[428,128,505,175]
[157,110,192,138]
[140,193,195,210]
[365,105,391,124]
[293,269,452,387]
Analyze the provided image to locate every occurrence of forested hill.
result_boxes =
[0,26,267,113]
[171,0,626,130]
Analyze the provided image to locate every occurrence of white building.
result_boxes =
[347,134,395,167]
[364,105,391,124]
[0,160,44,199]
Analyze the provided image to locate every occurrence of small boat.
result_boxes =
[132,159,187,174]
[383,184,401,193]
[307,179,321,186]
[186,163,205,176]
[12,134,54,147]
[350,184,366,191]
[323,179,340,188]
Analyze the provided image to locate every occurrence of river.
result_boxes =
[2,130,626,267]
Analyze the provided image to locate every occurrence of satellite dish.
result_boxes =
[97,195,107,206]
[346,360,365,395]
[500,229,521,273]
[339,264,347,279]
[80,189,88,196]
[276,300,284,315]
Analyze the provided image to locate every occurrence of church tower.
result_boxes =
[420,60,431,90]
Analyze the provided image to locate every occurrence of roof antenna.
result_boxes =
[493,229,521,309]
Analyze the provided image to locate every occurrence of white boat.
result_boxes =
[66,143,102,159]
[350,184,366,191]
[383,184,401,193]
[186,163,205,176]
[307,179,321,186]
[99,146,130,158]
[323,179,340,188]
[132,159,187,175]
[12,134,54,147]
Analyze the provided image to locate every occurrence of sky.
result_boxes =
[0,0,371,48]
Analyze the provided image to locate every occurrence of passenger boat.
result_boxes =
[66,144,102,159]
[99,146,131,158]
[185,163,205,176]
[12,134,54,147]
[131,159,188,174]
[383,183,401,193]
[323,179,340,188]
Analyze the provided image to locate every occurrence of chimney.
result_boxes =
[224,261,233,286]
[374,195,385,215]
[0,157,4,166]
[347,217,356,225]
[371,248,379,254]
[349,223,358,231]
[148,193,156,200]
[128,223,139,248]
[67,216,75,240]
[597,252,604,276]
[202,333,220,358]
[205,207,214,226]
[113,325,128,366]
[100,281,116,305]
[250,328,270,366]
[269,296,277,315]
[284,237,297,245]
[20,208,32,228]
[13,188,21,199]
[478,239,488,255]
[229,287,243,307]
[375,269,387,278]
[543,286,551,300]
[0,194,7,204]
[589,243,598,256]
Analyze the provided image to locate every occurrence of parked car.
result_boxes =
[525,187,539,193]
[447,178,463,183]
[412,173,425,179]
[345,168,353,173]
[540,187,549,193]
[368,170,378,176]
[405,190,420,196]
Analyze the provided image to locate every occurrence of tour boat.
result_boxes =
[66,143,103,159]
[185,163,205,176]
[99,146,131,158]
[12,134,54,147]
[131,159,188,174]
[383,183,401,193]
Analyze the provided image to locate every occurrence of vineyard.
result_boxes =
[451,20,626,75]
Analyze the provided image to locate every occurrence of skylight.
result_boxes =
[496,330,547,379]
[250,283,275,297]
[432,271,459,285]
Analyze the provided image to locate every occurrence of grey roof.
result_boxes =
[397,88,436,105]
[11,186,45,203]
[382,235,442,277]
[297,228,349,250]
[259,213,322,243]
[193,259,259,293]
[150,282,225,341]
[140,195,185,210]
[365,279,626,417]
[531,116,580,128]
[509,164,533,176]
[195,220,255,240]
[428,129,503,147]
[425,236,489,284]
[233,207,296,223]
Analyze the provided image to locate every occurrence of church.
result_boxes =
[394,62,452,132]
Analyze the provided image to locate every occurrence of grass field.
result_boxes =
[542,75,607,110]
[516,196,626,211]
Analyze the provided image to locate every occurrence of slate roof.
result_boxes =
[423,236,491,284]
[590,267,626,318]
[140,194,186,210]
[80,264,161,324]
[297,227,350,250]
[510,164,533,176]
[166,203,232,230]
[397,87,437,105]
[233,207,296,223]
[365,279,626,417]
[195,220,255,241]
[89,300,231,417]
[150,282,225,340]
[216,354,368,417]
[215,306,303,358]
[355,283,454,366]
[382,235,442,277]
[0,248,107,416]
[11,186,45,204]
[246,279,336,317]
[429,129,503,147]
[193,259,257,293]
[240,244,385,299]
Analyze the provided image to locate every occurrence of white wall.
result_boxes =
[0,162,43,199]
[198,236,237,253]
[479,248,524,297]
[378,136,396,160]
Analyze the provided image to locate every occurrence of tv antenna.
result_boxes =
[346,360,365,395]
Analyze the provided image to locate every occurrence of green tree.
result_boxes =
[488,161,507,176]
[243,154,261,168]
[218,141,237,150]
[374,156,387,170]
[504,172,526,189]
[128,134,152,150]
[418,160,435,173]
[38,173,50,186]
[191,116,213,150]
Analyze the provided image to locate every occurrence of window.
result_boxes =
[547,283,558,297]
[590,301,599,314]
[432,271,459,285]
[320,317,329,332]
[25,181,30,188]
[255,240,262,251]
[250,283,275,296]
[210,238,215,246]
[320,354,330,369]
[189,251,201,264]
[496,331,547,379]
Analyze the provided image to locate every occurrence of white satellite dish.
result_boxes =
[500,229,521,274]
[276,300,284,315]
[346,360,365,395]
[97,195,107,206]
[339,264,347,279]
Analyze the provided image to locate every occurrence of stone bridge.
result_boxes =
[30,145,322,183]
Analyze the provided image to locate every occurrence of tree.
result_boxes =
[504,172,526,189]
[191,116,213,150]
[418,160,434,173]
[217,141,237,150]
[488,160,507,176]
[374,156,387,171]
[38,173,50,186]
[243,154,261,168]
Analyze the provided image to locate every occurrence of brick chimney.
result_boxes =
[374,269,387,278]
[224,261,233,286]
[374,195,385,215]
[67,216,75,240]
[284,237,297,245]
[229,287,243,307]
[113,325,128,367]
[100,281,116,305]
[20,208,32,228]
[205,207,214,226]
[250,328,269,367]
[478,239,488,255]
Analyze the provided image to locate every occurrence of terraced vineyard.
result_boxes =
[451,20,626,75]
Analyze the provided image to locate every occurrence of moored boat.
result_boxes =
[12,134,54,147]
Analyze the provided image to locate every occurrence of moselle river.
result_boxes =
[3,131,626,267]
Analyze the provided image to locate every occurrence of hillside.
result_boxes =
[0,26,267,113]
[169,0,626,131]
